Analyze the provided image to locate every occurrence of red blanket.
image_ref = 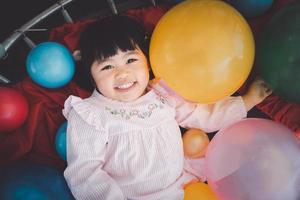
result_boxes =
[0,1,299,170]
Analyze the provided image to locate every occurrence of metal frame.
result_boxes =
[0,0,74,60]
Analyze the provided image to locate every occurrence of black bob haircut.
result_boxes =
[76,15,150,91]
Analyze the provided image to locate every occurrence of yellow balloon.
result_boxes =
[184,182,218,200]
[150,0,254,103]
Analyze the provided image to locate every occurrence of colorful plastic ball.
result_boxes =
[257,2,300,103]
[226,0,274,18]
[205,119,300,200]
[150,0,254,103]
[0,87,29,132]
[183,129,209,158]
[26,42,75,89]
[55,122,67,161]
[184,182,218,200]
[0,161,74,200]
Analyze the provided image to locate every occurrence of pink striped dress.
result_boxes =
[62,80,247,200]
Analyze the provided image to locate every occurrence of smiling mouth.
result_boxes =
[115,81,136,90]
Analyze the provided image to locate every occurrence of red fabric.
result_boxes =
[0,78,89,170]
[125,5,172,34]
[49,19,96,52]
[0,1,299,170]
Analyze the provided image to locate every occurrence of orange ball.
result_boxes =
[183,129,209,158]
[184,182,218,200]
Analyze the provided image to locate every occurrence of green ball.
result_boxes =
[257,2,300,104]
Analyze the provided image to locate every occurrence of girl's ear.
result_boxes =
[73,50,81,61]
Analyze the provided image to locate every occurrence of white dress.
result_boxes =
[62,80,247,200]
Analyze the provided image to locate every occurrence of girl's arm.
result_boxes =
[151,78,270,133]
[176,78,271,132]
[65,110,126,200]
[175,96,247,132]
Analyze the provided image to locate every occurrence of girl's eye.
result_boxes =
[101,65,114,71]
[127,58,137,64]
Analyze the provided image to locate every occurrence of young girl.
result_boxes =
[63,15,271,200]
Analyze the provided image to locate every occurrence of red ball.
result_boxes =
[0,87,29,133]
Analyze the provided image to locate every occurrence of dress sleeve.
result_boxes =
[150,79,247,132]
[64,110,126,200]
[175,96,247,132]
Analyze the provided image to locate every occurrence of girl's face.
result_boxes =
[90,48,150,102]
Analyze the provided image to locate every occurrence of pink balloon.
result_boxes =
[205,118,300,200]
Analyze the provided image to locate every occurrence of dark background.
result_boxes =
[0,0,161,40]
[0,0,167,83]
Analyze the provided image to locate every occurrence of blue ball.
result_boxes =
[55,122,67,161]
[26,42,75,88]
[0,162,74,200]
[4,186,50,200]
[227,0,274,18]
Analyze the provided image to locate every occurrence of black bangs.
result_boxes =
[79,15,148,68]
[92,33,138,62]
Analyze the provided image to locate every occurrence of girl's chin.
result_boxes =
[114,91,146,102]
[112,84,148,102]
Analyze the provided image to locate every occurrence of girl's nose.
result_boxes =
[115,67,130,80]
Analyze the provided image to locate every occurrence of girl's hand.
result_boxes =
[242,78,272,111]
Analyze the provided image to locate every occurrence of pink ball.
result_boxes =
[205,118,300,200]
[0,87,29,133]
